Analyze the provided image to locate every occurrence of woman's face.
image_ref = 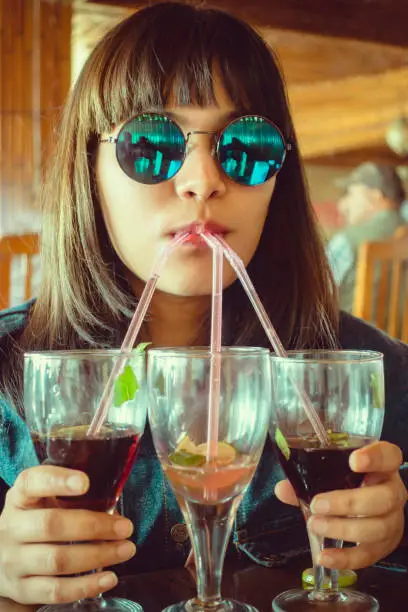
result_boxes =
[96,78,276,296]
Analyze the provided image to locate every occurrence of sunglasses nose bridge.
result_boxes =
[185,130,218,157]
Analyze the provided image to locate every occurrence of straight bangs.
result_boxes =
[78,3,291,139]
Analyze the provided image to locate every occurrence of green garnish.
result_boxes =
[275,428,290,460]
[135,342,151,353]
[114,365,139,406]
[370,373,384,409]
[327,431,349,442]
[327,430,350,448]
[113,343,150,407]
[169,450,206,467]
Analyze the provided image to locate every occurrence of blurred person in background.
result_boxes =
[327,162,407,313]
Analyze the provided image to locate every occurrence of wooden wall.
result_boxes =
[0,0,71,233]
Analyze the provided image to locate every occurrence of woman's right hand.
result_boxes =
[0,465,136,605]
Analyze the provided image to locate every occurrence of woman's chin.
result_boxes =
[155,279,212,297]
[155,268,237,297]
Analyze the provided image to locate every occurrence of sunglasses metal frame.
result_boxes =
[99,112,292,186]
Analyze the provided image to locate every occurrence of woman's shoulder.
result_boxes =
[0,299,34,341]
[339,311,408,362]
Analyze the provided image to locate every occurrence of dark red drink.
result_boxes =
[31,423,140,511]
[276,434,373,504]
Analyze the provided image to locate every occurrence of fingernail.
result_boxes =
[117,541,136,560]
[99,572,118,589]
[311,498,330,514]
[114,518,133,538]
[309,517,328,535]
[350,452,370,471]
[318,553,335,567]
[66,474,87,492]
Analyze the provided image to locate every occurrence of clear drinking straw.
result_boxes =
[201,232,223,463]
[87,231,190,437]
[88,226,328,447]
[205,233,329,447]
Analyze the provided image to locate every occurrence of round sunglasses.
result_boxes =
[100,112,291,187]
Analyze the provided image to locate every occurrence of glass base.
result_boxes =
[163,599,258,612]
[37,597,143,612]
[272,589,379,611]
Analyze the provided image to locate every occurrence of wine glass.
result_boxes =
[148,347,271,612]
[270,350,384,612]
[24,349,147,612]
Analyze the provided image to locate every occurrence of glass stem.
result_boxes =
[75,570,103,606]
[301,502,341,603]
[183,495,242,609]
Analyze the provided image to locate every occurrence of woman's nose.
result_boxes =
[174,135,227,202]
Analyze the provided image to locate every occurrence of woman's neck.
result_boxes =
[132,277,210,347]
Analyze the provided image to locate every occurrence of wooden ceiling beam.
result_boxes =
[289,67,408,159]
[85,0,408,47]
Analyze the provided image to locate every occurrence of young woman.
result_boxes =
[0,3,406,606]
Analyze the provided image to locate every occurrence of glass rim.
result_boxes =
[270,349,383,365]
[24,349,145,360]
[148,346,270,359]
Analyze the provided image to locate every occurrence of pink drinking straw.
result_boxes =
[87,231,190,437]
[200,232,223,463]
[205,233,329,447]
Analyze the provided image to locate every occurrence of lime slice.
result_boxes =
[195,441,237,466]
[176,435,200,455]
[275,428,290,460]
[173,437,237,466]
[302,568,357,588]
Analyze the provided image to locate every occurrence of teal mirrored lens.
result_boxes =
[218,116,286,186]
[116,114,185,184]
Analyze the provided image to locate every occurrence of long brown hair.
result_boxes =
[2,2,338,412]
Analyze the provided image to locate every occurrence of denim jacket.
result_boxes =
[1,301,407,574]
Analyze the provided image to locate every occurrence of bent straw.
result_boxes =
[201,233,223,463]
[205,233,329,447]
[87,231,190,437]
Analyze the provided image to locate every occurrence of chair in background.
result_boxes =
[0,233,40,310]
[353,229,408,342]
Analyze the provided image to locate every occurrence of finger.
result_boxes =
[350,441,403,473]
[10,467,89,509]
[310,479,405,517]
[362,471,408,496]
[274,480,299,507]
[317,541,395,571]
[308,509,400,544]
[11,508,133,543]
[18,571,118,605]
[9,541,136,577]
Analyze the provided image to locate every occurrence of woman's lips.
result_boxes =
[169,221,229,237]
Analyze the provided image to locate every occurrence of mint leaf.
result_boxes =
[169,450,206,467]
[135,342,151,353]
[113,344,149,407]
[275,427,290,460]
[114,365,139,406]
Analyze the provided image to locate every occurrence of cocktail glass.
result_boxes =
[148,347,271,612]
[24,350,147,612]
[270,350,384,612]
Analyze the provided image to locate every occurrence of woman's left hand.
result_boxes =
[275,441,407,569]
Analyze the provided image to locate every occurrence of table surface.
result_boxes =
[0,556,406,612]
